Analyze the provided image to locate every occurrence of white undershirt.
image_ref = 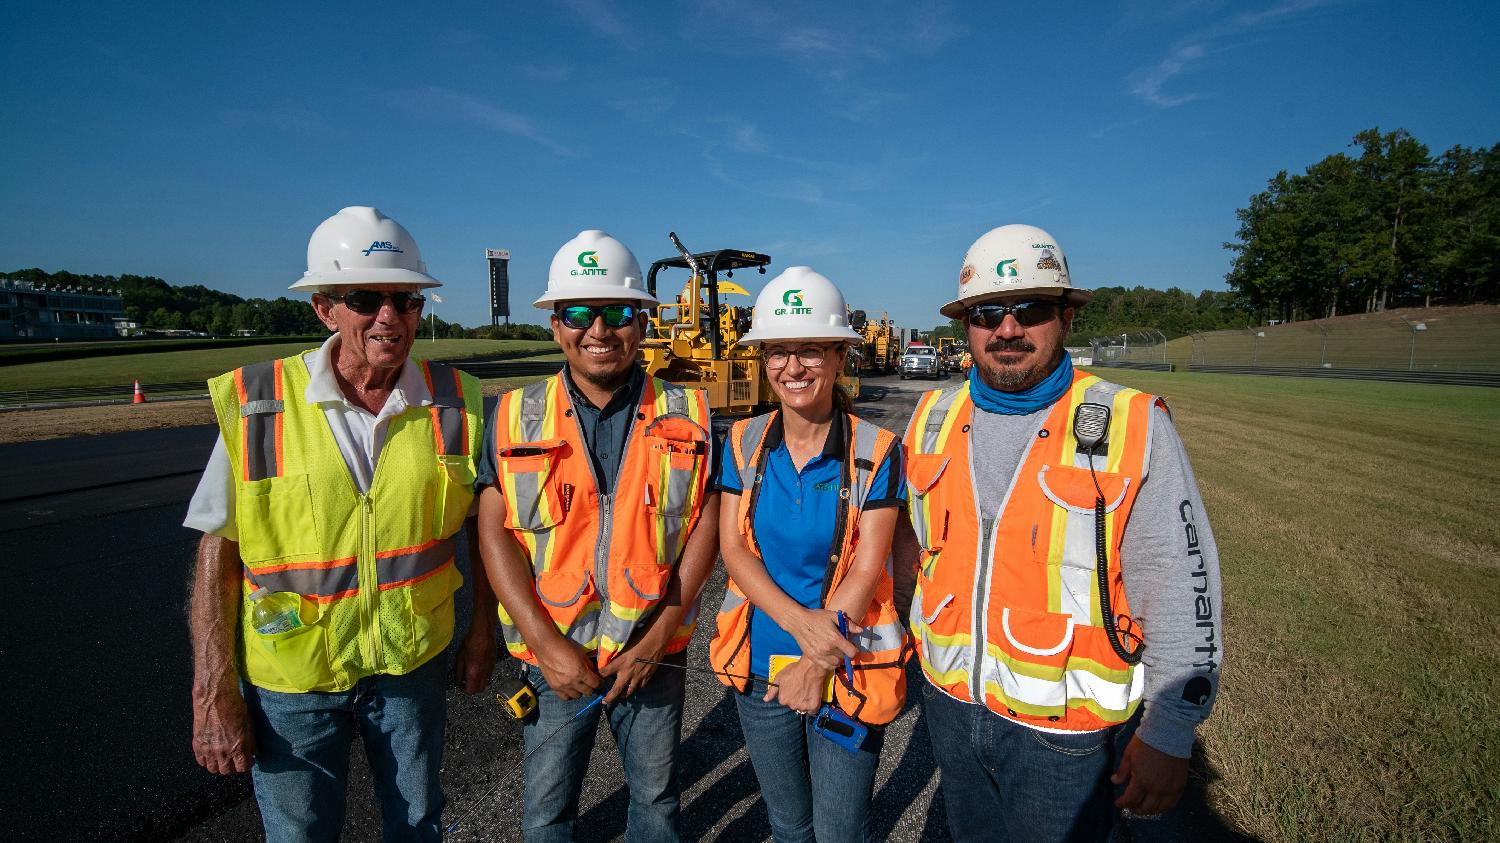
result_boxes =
[182,334,432,540]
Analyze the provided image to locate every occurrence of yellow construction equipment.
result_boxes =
[639,232,859,420]
[849,311,901,375]
[935,336,966,372]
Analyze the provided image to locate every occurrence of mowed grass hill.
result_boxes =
[1112,304,1500,372]
[1098,369,1498,841]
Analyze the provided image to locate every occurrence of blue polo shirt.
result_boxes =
[718,411,905,677]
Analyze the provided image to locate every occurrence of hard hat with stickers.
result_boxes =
[939,223,1091,318]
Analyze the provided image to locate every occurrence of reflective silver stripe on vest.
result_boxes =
[920,385,966,455]
[378,537,456,587]
[849,420,880,510]
[736,412,775,492]
[855,619,906,654]
[246,561,358,600]
[718,587,747,615]
[425,361,467,456]
[518,378,551,442]
[566,606,601,648]
[239,361,280,482]
[661,382,688,418]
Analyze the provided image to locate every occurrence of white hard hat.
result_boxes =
[738,266,864,346]
[289,206,442,292]
[939,224,1090,318]
[533,230,658,309]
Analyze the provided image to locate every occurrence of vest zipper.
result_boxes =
[966,409,1050,705]
[359,494,380,669]
[595,493,613,608]
[971,515,999,702]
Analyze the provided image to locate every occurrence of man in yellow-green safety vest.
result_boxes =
[184,207,496,842]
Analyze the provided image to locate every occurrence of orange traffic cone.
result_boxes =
[132,379,147,404]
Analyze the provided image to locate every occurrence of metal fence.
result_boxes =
[1088,331,1170,368]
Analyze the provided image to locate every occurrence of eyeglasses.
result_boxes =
[763,345,830,370]
[966,300,1061,329]
[332,290,426,315]
[556,304,639,330]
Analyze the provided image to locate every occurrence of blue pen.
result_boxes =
[836,610,853,681]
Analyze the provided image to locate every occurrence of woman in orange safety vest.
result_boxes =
[709,267,909,843]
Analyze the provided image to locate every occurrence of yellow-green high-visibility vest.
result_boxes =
[207,352,483,692]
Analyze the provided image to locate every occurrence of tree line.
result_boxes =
[930,286,1249,344]
[1225,128,1498,321]
[0,268,551,341]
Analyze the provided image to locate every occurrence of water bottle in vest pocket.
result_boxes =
[242,593,330,692]
[497,440,568,531]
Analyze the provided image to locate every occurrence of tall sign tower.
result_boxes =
[485,248,511,326]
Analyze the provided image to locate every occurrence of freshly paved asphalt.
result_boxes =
[0,373,1237,841]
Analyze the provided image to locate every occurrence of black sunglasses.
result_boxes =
[332,289,426,315]
[966,300,1061,329]
[556,303,639,330]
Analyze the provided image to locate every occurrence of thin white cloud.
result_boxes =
[520,63,575,84]
[1127,0,1341,108]
[220,106,340,137]
[559,0,639,49]
[684,0,967,118]
[608,78,677,119]
[406,86,576,157]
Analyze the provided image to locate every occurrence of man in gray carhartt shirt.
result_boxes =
[899,224,1223,842]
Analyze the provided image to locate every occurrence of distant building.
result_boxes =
[0,279,126,339]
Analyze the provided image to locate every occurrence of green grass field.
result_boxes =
[1094,369,1499,841]
[0,338,558,391]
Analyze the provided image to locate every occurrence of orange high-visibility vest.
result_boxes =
[710,410,910,726]
[491,372,711,667]
[208,354,482,692]
[904,370,1159,731]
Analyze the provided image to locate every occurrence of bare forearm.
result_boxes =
[825,508,897,620]
[188,534,243,698]
[891,515,920,622]
[719,509,805,627]
[464,517,498,631]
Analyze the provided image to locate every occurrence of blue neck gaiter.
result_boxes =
[968,353,1074,415]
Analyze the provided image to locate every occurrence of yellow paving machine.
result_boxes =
[850,310,901,374]
[639,232,859,420]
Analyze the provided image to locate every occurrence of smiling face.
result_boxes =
[550,298,647,392]
[762,341,845,415]
[311,284,424,375]
[965,293,1075,392]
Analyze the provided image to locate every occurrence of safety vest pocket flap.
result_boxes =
[1036,465,1130,514]
[906,453,949,496]
[536,567,591,608]
[622,563,671,602]
[999,607,1075,660]
[409,562,461,615]
[236,473,321,564]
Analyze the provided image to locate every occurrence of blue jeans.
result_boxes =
[922,679,1132,843]
[242,655,448,843]
[734,679,884,843]
[521,652,686,843]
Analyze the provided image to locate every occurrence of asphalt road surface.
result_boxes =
[0,372,1235,841]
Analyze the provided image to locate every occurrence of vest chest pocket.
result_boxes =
[498,441,567,532]
[436,455,476,538]
[643,417,709,518]
[237,474,322,563]
[1036,464,1130,515]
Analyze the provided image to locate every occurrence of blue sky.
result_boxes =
[3,0,1497,329]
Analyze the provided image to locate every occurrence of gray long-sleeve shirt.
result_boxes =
[970,402,1223,758]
